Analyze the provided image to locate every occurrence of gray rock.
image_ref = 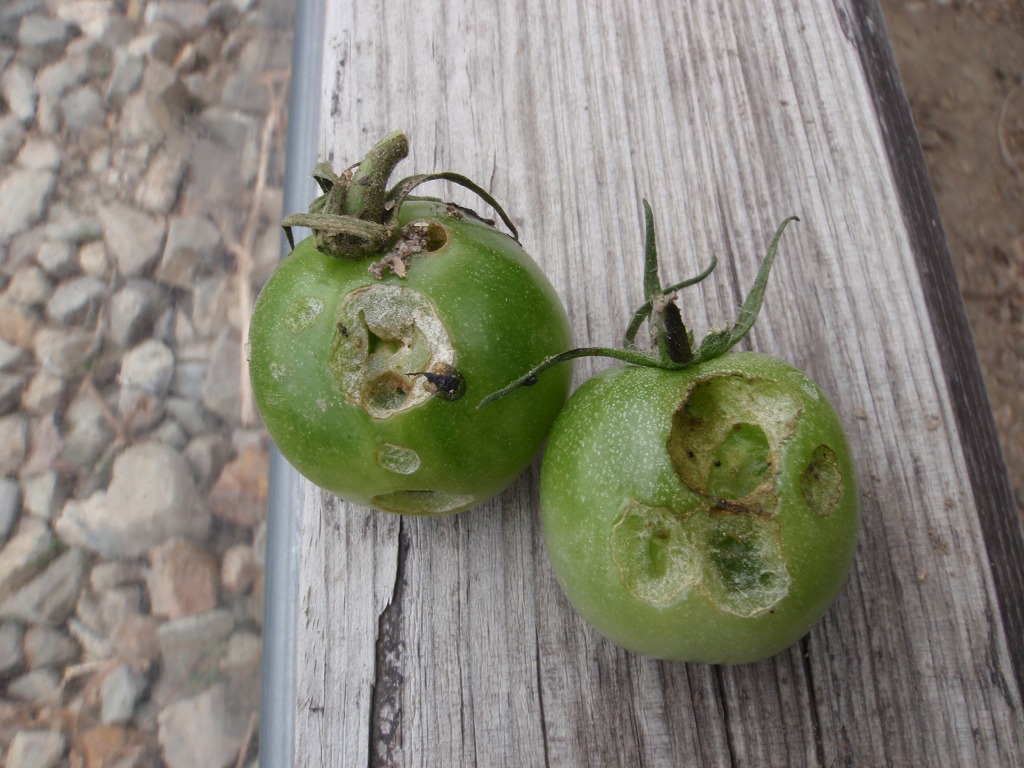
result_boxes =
[183,432,231,490]
[0,373,25,415]
[220,629,261,675]
[0,337,30,371]
[55,0,114,39]
[97,202,165,278]
[135,143,188,214]
[190,274,233,337]
[68,616,114,662]
[0,621,23,674]
[106,49,144,108]
[0,478,19,540]
[0,63,37,124]
[56,441,210,558]
[90,560,143,592]
[15,138,61,171]
[34,91,63,136]
[221,544,258,594]
[118,339,175,430]
[34,239,78,279]
[35,57,87,103]
[0,299,38,353]
[7,667,61,705]
[45,275,107,325]
[101,661,145,724]
[253,222,283,286]
[120,62,193,146]
[21,369,65,414]
[158,683,250,768]
[44,206,102,244]
[4,729,65,768]
[100,585,142,635]
[62,85,105,133]
[23,625,79,669]
[131,19,188,63]
[220,35,272,114]
[60,390,115,469]
[155,608,233,705]
[0,115,26,164]
[64,36,114,83]
[166,396,216,437]
[156,214,224,288]
[78,239,109,278]
[119,339,175,394]
[147,536,218,620]
[108,280,161,348]
[21,471,64,520]
[144,1,211,30]
[0,547,89,626]
[0,414,28,475]
[0,527,56,604]
[171,358,206,401]
[17,15,74,67]
[33,327,98,374]
[4,264,52,308]
[201,330,241,424]
[0,167,56,239]
[154,418,188,449]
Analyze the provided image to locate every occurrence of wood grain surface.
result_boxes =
[280,0,1024,764]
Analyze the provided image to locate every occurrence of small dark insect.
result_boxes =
[407,365,467,401]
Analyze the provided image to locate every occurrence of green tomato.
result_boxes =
[539,352,858,663]
[249,199,571,514]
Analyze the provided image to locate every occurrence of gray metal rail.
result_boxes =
[258,0,324,764]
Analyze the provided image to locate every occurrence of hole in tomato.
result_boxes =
[423,221,448,251]
[366,372,411,411]
[332,284,455,419]
[668,373,800,514]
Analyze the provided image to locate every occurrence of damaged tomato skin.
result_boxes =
[540,353,858,663]
[249,200,572,514]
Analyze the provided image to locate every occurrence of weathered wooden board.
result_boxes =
[262,0,1024,765]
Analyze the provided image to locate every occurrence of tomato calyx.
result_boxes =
[478,201,798,408]
[281,131,520,260]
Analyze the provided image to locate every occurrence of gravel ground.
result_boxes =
[1,2,1019,767]
[0,1,290,765]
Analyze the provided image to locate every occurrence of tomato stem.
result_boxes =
[476,346,681,409]
[281,132,520,260]
[622,256,718,349]
[343,130,409,221]
[479,206,799,408]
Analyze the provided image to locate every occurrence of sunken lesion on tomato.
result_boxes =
[800,443,843,517]
[667,372,802,515]
[331,283,457,419]
[371,489,476,515]
[609,371,850,616]
[609,499,790,617]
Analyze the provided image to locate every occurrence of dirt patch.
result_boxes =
[880,1,1024,515]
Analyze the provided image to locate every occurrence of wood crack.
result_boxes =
[369,520,410,767]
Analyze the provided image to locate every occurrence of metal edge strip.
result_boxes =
[259,0,325,764]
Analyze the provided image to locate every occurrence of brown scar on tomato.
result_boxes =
[368,221,449,279]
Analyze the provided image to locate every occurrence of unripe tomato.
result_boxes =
[484,202,859,662]
[540,353,858,663]
[249,135,571,515]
